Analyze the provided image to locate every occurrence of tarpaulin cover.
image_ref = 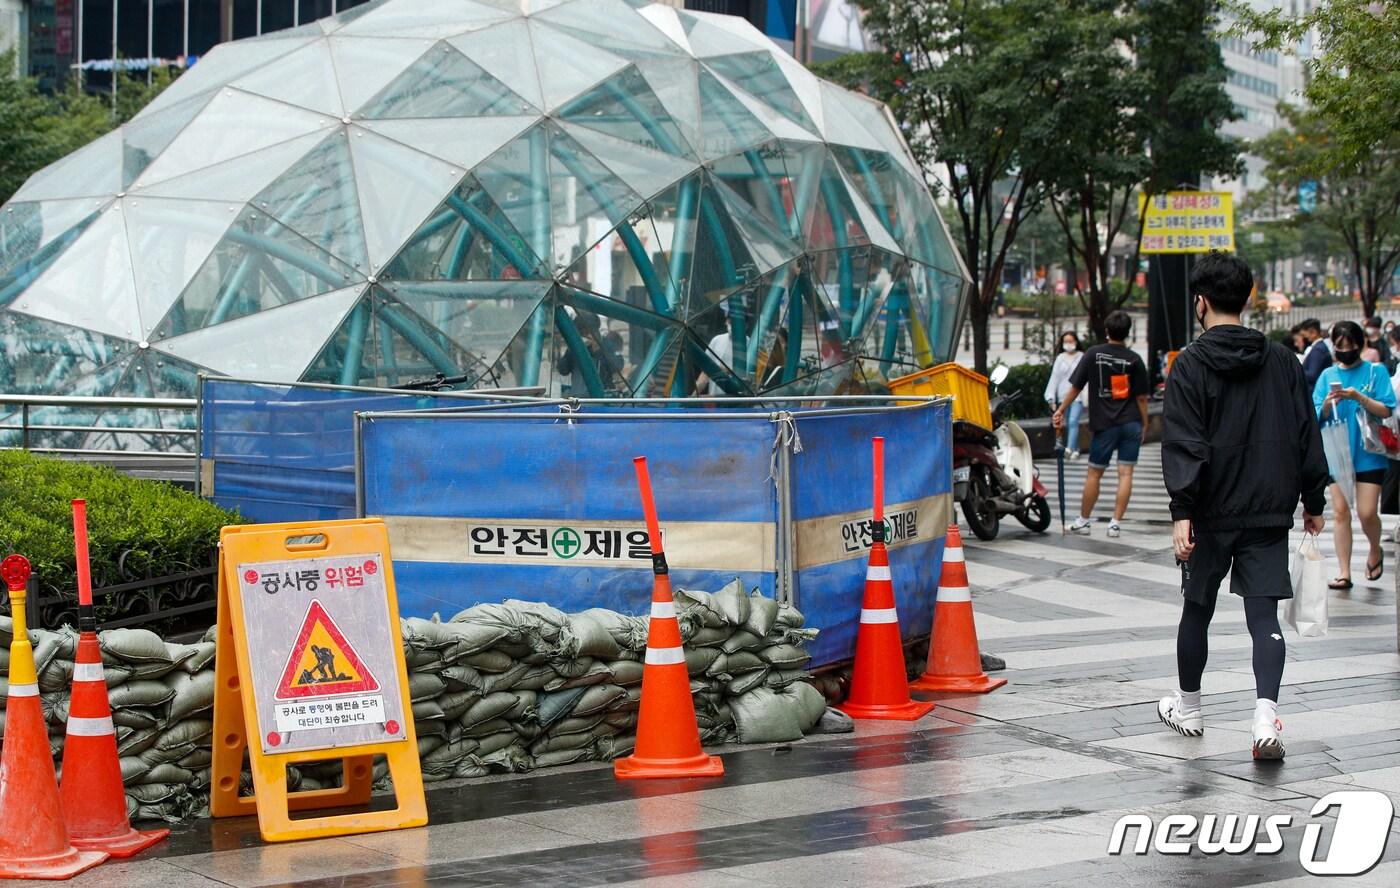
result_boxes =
[359,412,780,619]
[790,405,952,664]
[199,379,507,522]
[359,403,952,667]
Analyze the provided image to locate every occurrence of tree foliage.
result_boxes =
[0,53,177,205]
[815,1,1240,367]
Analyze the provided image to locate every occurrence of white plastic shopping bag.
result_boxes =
[1320,421,1355,511]
[1286,534,1329,637]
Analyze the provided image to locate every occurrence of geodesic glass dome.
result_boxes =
[0,0,969,404]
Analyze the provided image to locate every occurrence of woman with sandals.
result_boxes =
[1314,320,1396,590]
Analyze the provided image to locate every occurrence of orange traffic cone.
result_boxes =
[838,438,936,721]
[614,457,724,780]
[60,635,170,856]
[0,554,108,880]
[59,499,168,857]
[910,524,1007,693]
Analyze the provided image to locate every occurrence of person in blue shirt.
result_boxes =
[1314,320,1397,588]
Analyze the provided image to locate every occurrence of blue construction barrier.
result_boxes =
[198,378,529,523]
[358,401,952,667]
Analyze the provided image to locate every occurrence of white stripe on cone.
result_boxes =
[866,564,892,581]
[644,646,686,666]
[943,546,965,563]
[73,662,104,682]
[938,585,972,603]
[860,607,899,623]
[66,715,115,737]
[650,600,676,619]
[6,682,39,698]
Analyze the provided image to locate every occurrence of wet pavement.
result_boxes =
[5,505,1398,886]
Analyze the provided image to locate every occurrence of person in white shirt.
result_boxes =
[1044,331,1089,458]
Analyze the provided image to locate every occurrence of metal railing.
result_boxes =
[0,394,199,458]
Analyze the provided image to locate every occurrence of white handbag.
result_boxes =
[1285,534,1329,637]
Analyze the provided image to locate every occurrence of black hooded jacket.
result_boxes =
[1162,325,1330,530]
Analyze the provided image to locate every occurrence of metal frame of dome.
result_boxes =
[0,0,970,406]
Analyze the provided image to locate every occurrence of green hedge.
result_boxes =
[0,452,237,604]
[991,363,1053,421]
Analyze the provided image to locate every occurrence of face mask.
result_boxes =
[1062,342,1077,353]
[1335,348,1361,366]
[1194,297,1208,330]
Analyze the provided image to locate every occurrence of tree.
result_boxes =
[1235,0,1400,167]
[814,0,1097,373]
[0,55,177,206]
[1049,0,1241,341]
[1255,106,1400,315]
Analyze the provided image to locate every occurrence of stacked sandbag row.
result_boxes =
[1,615,216,822]
[2,580,839,820]
[296,579,834,787]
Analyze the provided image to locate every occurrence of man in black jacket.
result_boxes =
[1160,252,1329,761]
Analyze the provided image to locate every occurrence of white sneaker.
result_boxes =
[1392,520,1400,544]
[1068,450,1081,461]
[1107,522,1121,538]
[1158,692,1203,737]
[1070,519,1091,535]
[1252,715,1285,760]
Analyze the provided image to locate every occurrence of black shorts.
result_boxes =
[1180,527,1292,607]
[1356,469,1385,486]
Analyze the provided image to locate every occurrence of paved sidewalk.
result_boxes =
[5,516,1396,887]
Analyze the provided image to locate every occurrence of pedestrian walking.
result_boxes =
[1314,320,1396,589]
[1051,311,1148,538]
[1298,318,1332,389]
[1044,331,1088,459]
[1384,332,1400,538]
[1365,317,1392,371]
[1160,251,1330,760]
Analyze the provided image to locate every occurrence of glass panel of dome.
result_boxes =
[523,20,629,112]
[768,140,828,252]
[695,70,772,162]
[358,116,536,172]
[633,172,705,318]
[635,5,691,54]
[339,0,514,39]
[800,153,875,256]
[554,123,695,203]
[155,284,364,382]
[372,287,496,386]
[121,197,237,338]
[13,129,123,202]
[137,37,319,120]
[815,82,887,154]
[358,43,534,119]
[133,89,335,189]
[158,207,361,335]
[104,350,205,405]
[136,131,328,202]
[0,312,132,395]
[835,165,903,256]
[230,40,347,118]
[808,244,875,343]
[0,200,105,306]
[326,0,392,29]
[9,207,142,341]
[707,173,804,280]
[675,9,774,58]
[446,20,543,111]
[462,125,554,276]
[685,298,757,397]
[346,125,467,270]
[329,37,442,116]
[535,0,684,61]
[379,172,545,282]
[121,94,213,188]
[251,131,368,272]
[632,57,701,160]
[544,124,645,274]
[382,279,549,367]
[702,53,816,135]
[556,65,696,161]
[481,292,557,392]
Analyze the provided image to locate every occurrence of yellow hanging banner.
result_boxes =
[1138,191,1235,253]
[210,518,426,843]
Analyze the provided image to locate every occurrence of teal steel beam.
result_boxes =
[522,127,550,386]
[338,300,370,386]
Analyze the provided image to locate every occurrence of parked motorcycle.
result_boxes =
[952,365,1052,540]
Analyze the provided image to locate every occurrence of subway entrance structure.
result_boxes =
[0,0,970,414]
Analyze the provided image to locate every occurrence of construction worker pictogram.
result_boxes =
[276,600,379,699]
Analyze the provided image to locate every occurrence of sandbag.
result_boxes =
[100,628,172,664]
[572,684,627,716]
[458,649,514,673]
[758,644,810,669]
[440,665,484,693]
[730,686,804,743]
[108,680,177,710]
[607,660,644,687]
[409,673,447,702]
[569,614,622,660]
[438,690,480,721]
[460,692,520,731]
[744,593,780,638]
[711,578,752,627]
[721,630,765,654]
[532,747,594,768]
[165,671,216,723]
[536,687,587,729]
[543,661,614,690]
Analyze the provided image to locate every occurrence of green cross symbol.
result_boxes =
[883,518,894,540]
[551,527,581,559]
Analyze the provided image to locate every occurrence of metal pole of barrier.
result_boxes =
[194,373,204,498]
[776,413,797,606]
[353,412,365,519]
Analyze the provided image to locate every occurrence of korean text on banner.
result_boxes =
[1138,191,1234,253]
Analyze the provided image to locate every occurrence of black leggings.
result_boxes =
[1177,595,1285,701]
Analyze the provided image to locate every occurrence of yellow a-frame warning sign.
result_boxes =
[276,600,379,699]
